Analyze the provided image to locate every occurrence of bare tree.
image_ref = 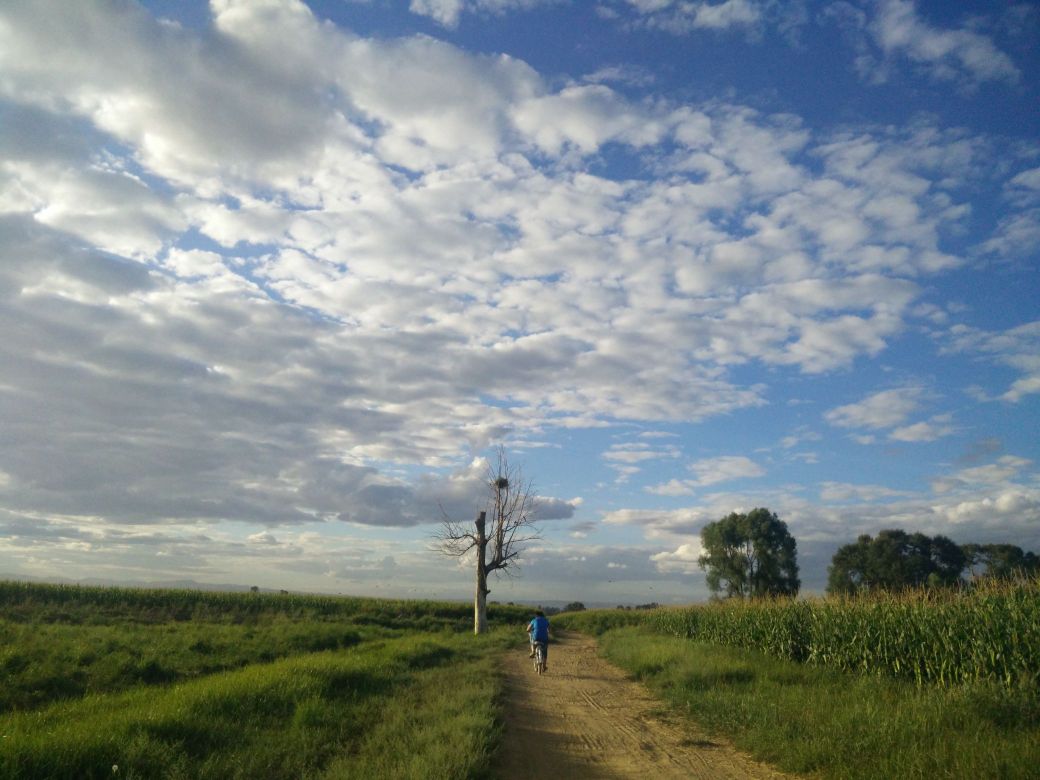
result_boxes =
[434,448,539,634]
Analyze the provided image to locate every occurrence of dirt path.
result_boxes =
[495,631,796,779]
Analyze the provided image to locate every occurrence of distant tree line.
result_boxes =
[695,507,1038,600]
[615,602,660,611]
[827,530,1039,596]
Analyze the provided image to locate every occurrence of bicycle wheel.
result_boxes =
[535,643,545,675]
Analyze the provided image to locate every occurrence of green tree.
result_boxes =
[962,543,1040,580]
[827,529,966,595]
[698,508,800,598]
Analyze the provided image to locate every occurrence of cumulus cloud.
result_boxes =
[651,542,703,574]
[408,0,557,28]
[0,0,1029,598]
[688,455,764,485]
[602,506,718,539]
[869,0,1020,86]
[646,455,764,495]
[888,415,956,443]
[645,479,698,497]
[945,322,1040,403]
[932,455,1032,494]
[1009,167,1040,192]
[826,0,1021,88]
[620,0,763,34]
[780,427,821,449]
[977,209,1040,260]
[824,387,926,430]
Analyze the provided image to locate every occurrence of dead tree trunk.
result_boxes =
[473,511,488,634]
[433,448,539,635]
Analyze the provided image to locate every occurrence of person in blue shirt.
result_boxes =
[527,609,550,665]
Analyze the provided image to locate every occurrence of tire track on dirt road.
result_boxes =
[495,631,797,779]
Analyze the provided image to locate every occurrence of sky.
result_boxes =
[0,0,1038,605]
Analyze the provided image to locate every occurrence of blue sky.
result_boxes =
[0,0,1037,604]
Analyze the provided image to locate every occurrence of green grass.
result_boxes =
[0,619,365,712]
[0,631,511,779]
[0,580,531,714]
[549,607,646,636]
[596,626,1040,779]
[317,638,504,779]
[0,580,529,630]
[0,581,526,779]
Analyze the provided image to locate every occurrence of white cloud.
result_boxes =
[780,427,821,449]
[603,442,681,464]
[932,455,1032,494]
[819,482,911,503]
[1010,167,1040,191]
[645,479,696,497]
[651,542,703,574]
[825,387,925,430]
[163,249,229,279]
[622,0,762,34]
[408,0,557,28]
[409,0,464,25]
[939,490,1040,528]
[646,455,764,494]
[946,322,1040,402]
[602,506,713,538]
[688,455,765,485]
[977,209,1040,260]
[888,414,956,443]
[870,0,1020,86]
[248,531,280,545]
[512,84,666,155]
[0,0,1029,601]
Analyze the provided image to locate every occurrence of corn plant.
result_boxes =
[644,576,1040,687]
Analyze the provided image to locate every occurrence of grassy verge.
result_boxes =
[596,626,1040,779]
[318,637,505,779]
[0,580,532,715]
[0,619,366,712]
[0,630,512,780]
[0,580,531,632]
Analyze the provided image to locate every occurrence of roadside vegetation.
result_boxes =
[555,576,1040,778]
[0,581,529,779]
[649,577,1040,686]
[596,627,1039,779]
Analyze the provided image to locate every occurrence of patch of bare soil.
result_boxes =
[495,631,797,779]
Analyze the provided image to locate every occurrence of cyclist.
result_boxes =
[526,609,550,667]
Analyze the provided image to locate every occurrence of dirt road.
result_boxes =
[495,631,795,779]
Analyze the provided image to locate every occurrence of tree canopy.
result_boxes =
[962,543,1040,581]
[826,529,966,595]
[698,508,800,598]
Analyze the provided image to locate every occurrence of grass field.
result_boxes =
[554,579,1040,778]
[0,581,529,779]
[7,579,1038,778]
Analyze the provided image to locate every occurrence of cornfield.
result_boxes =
[646,577,1040,687]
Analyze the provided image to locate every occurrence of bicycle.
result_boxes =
[533,641,546,675]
